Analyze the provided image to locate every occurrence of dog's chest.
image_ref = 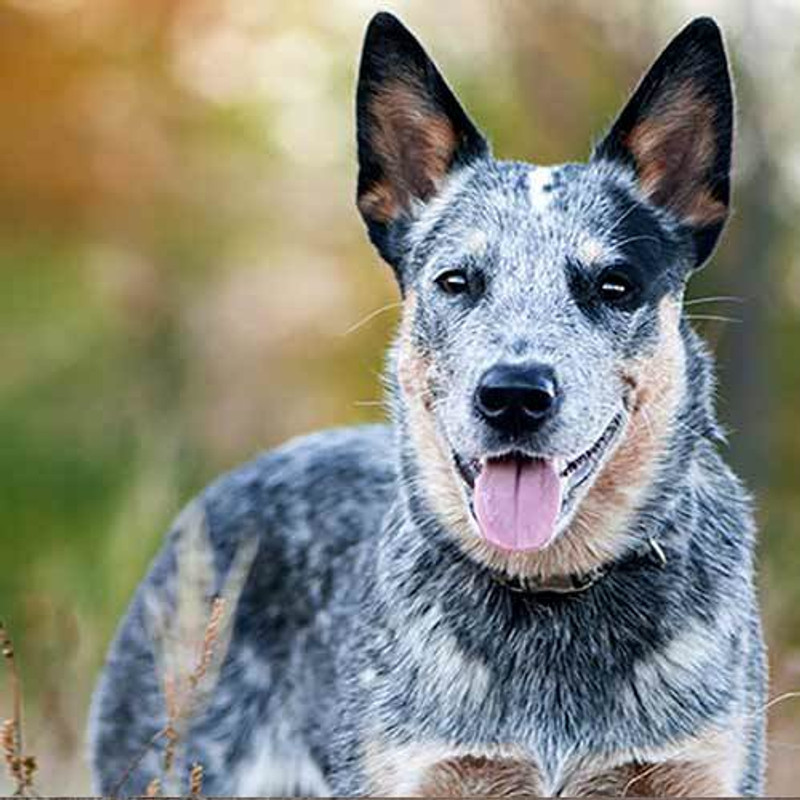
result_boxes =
[362,605,740,796]
[379,586,734,757]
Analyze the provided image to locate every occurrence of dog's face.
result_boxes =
[356,14,732,569]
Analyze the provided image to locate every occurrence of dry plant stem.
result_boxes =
[162,722,178,782]
[110,728,167,797]
[111,595,231,793]
[161,671,179,782]
[2,720,19,786]
[192,597,225,690]
[189,762,204,797]
[113,502,257,794]
[1,624,22,758]
[621,690,800,796]
[162,596,226,787]
[0,622,37,797]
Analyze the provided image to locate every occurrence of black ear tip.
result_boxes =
[678,16,726,52]
[364,11,412,45]
[685,16,722,34]
[368,11,405,29]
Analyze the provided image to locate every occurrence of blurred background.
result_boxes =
[0,0,798,793]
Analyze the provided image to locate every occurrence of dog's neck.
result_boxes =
[485,536,669,596]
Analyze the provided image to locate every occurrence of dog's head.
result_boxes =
[356,14,732,576]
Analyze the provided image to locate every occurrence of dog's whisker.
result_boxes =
[641,399,709,441]
[683,295,744,307]
[609,233,662,249]
[633,396,712,445]
[604,202,640,238]
[341,301,403,336]
[684,313,742,324]
[621,690,800,796]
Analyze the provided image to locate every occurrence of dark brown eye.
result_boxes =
[435,269,470,296]
[597,267,638,305]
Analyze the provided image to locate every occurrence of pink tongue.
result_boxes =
[474,457,562,551]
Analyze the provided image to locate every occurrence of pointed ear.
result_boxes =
[593,18,733,267]
[356,13,489,273]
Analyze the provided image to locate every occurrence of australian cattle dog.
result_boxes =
[90,13,767,796]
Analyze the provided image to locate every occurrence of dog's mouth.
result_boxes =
[453,411,625,552]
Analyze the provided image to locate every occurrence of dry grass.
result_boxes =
[189,762,204,797]
[111,501,257,795]
[1,623,37,797]
[1,502,257,797]
[3,506,800,795]
[4,620,800,795]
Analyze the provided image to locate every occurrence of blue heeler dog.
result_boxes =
[90,13,767,796]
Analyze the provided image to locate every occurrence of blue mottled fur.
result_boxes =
[89,13,766,797]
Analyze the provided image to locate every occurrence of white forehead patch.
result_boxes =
[465,229,488,256]
[577,236,606,266]
[528,166,555,213]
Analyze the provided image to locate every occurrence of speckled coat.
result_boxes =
[89,13,766,797]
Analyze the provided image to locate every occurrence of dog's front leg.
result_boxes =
[363,742,544,797]
[414,754,545,797]
[559,758,735,797]
[558,722,746,797]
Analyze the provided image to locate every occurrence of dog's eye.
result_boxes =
[597,267,638,305]
[435,269,470,296]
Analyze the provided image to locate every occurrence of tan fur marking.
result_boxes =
[357,181,399,224]
[417,755,543,797]
[564,759,727,797]
[364,724,742,796]
[402,294,685,582]
[360,80,458,223]
[363,718,742,795]
[562,723,745,796]
[398,294,474,535]
[683,186,728,227]
[363,739,533,797]
[626,83,726,227]
[561,296,686,561]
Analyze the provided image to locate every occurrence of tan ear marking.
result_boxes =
[625,82,726,227]
[363,79,458,222]
[357,181,400,224]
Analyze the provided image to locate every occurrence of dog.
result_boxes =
[89,13,767,796]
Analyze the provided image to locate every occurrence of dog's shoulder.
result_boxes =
[123,423,396,598]
[88,423,395,794]
[200,422,397,558]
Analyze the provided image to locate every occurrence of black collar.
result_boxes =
[489,538,668,597]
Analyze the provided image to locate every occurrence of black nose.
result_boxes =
[475,363,560,433]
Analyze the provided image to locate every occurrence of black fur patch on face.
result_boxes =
[593,17,733,267]
[566,186,683,329]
